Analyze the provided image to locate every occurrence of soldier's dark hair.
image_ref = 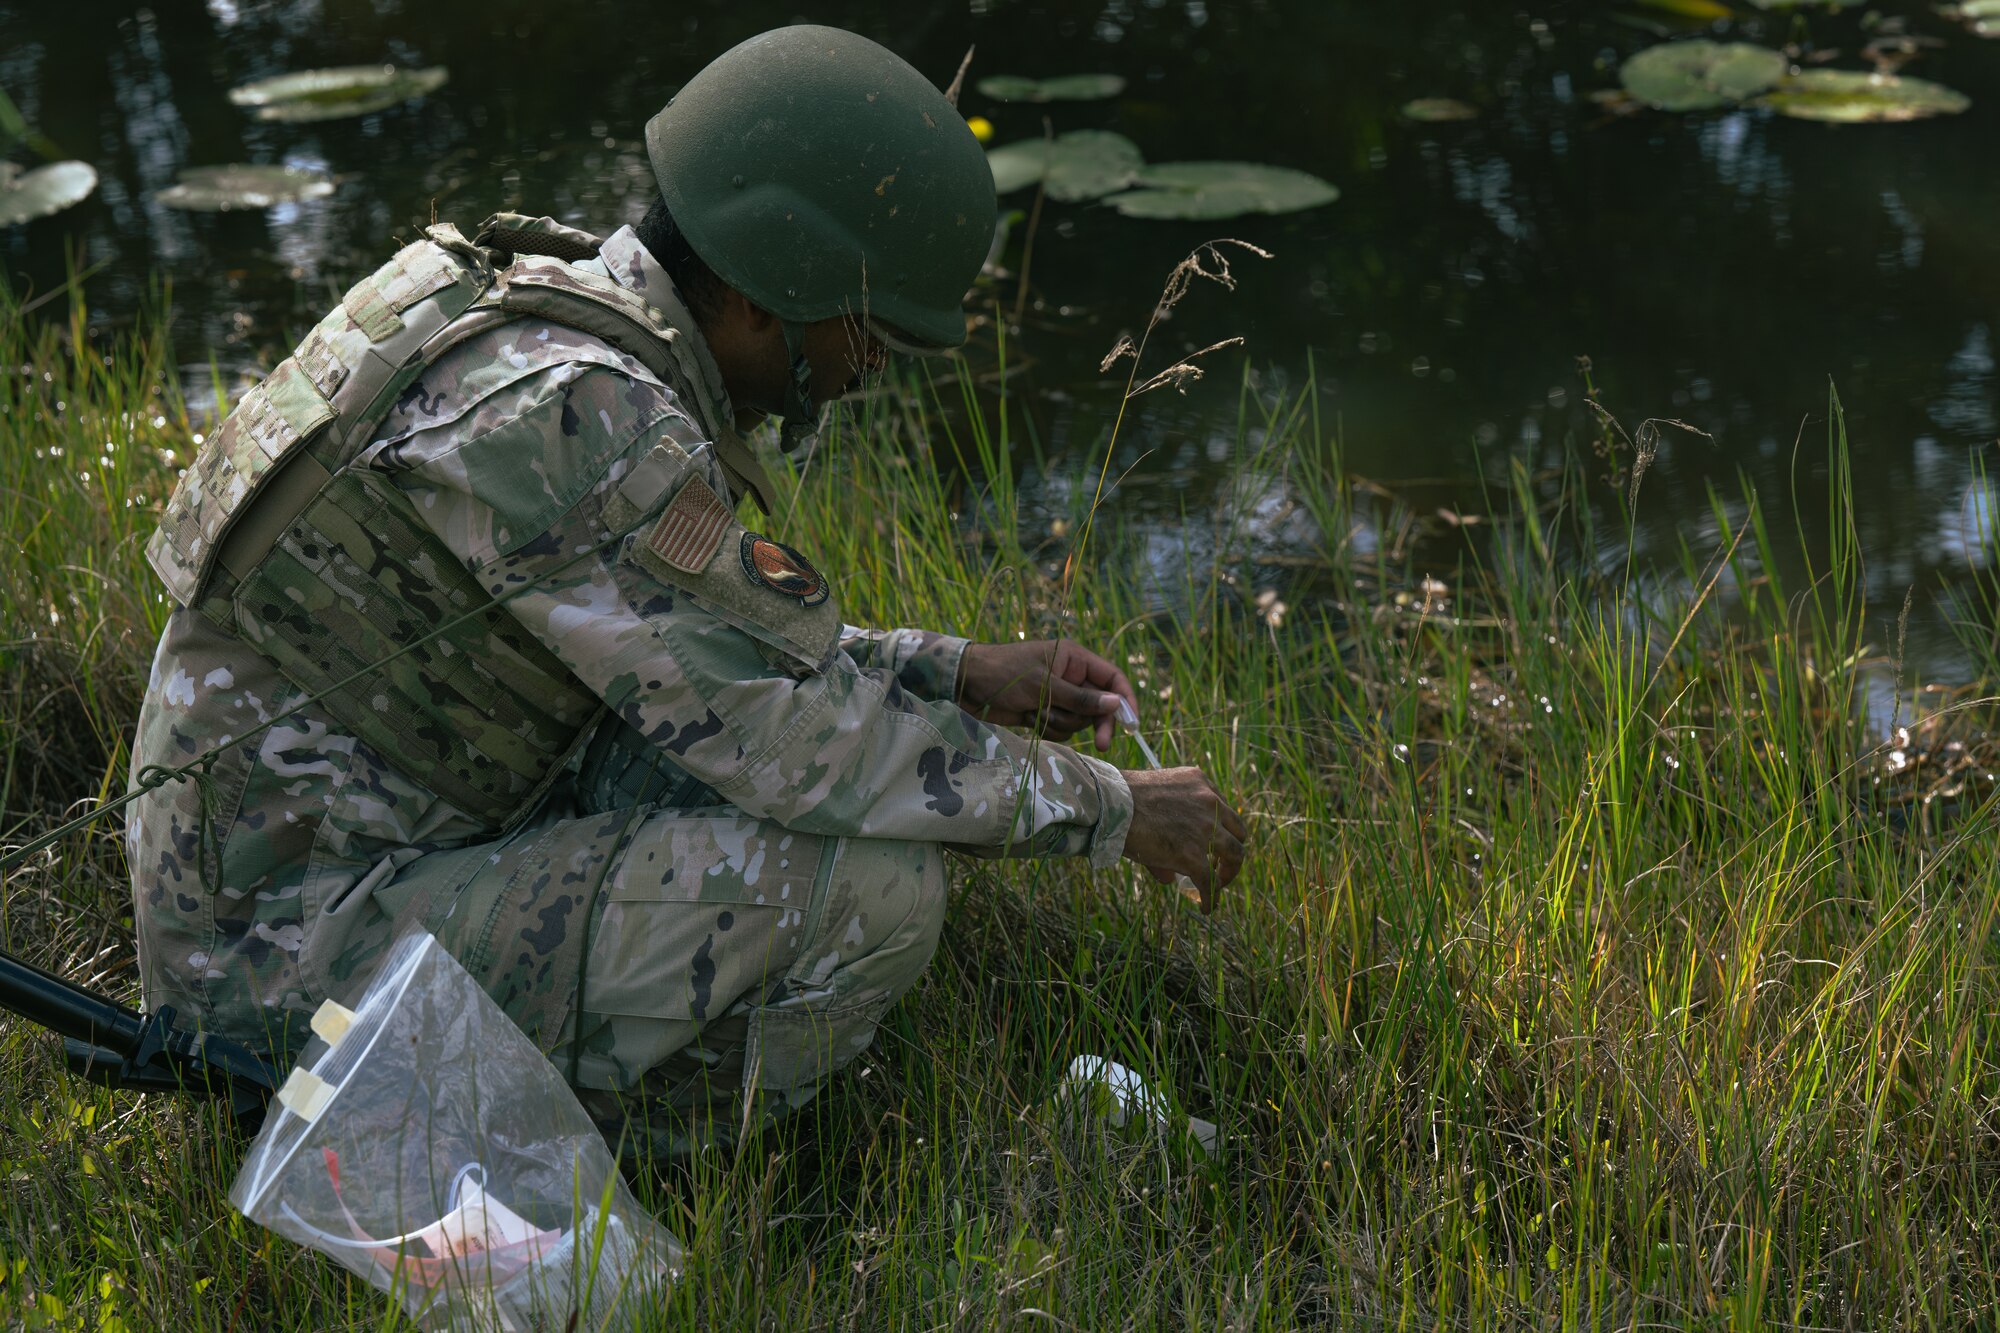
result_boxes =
[635,194,729,331]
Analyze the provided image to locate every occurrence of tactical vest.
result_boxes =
[145,214,777,830]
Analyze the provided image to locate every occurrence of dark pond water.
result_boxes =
[6,0,2000,687]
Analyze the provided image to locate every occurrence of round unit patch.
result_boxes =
[740,532,830,606]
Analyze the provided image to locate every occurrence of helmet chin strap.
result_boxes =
[777,319,820,454]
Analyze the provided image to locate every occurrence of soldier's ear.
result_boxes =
[703,285,793,417]
[723,286,779,335]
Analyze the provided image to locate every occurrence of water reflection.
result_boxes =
[5,0,2000,676]
[106,12,192,263]
[1937,472,2000,570]
[1931,324,1995,440]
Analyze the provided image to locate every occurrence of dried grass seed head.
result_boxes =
[1154,239,1274,323]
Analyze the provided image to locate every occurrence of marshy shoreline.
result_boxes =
[4,283,2000,1329]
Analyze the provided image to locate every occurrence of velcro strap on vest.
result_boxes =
[342,284,404,343]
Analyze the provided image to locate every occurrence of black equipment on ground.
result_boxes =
[0,945,277,1129]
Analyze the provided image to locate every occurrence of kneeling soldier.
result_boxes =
[127,24,1247,1154]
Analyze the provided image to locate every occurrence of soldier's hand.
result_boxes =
[958,639,1138,752]
[1121,767,1248,912]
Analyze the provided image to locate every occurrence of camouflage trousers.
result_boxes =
[353,798,948,1159]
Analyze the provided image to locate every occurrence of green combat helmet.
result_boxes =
[645,24,998,450]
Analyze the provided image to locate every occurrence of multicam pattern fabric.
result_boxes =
[563,821,946,1155]
[128,223,1133,1138]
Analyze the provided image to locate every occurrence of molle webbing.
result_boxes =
[478,225,602,264]
[147,228,490,608]
[473,212,605,264]
[228,468,602,824]
[140,217,741,830]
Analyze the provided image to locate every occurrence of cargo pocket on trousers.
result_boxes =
[741,988,898,1105]
[577,811,829,1028]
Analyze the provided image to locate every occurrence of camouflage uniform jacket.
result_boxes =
[127,224,1134,1045]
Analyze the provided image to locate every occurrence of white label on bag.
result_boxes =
[276,1067,335,1123]
[309,999,357,1048]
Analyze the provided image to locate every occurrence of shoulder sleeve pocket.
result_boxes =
[625,473,843,675]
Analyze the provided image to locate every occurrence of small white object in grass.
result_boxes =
[1060,1055,1219,1156]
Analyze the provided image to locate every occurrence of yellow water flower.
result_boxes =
[967,116,994,144]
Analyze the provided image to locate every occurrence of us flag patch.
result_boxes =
[646,475,731,574]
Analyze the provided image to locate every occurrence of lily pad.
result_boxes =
[227,65,448,123]
[986,130,1143,202]
[977,74,1127,103]
[1759,69,1970,121]
[1635,0,1735,19]
[1942,0,2000,35]
[155,164,335,211]
[1620,41,1788,110]
[1102,162,1339,220]
[0,160,97,227]
[1403,98,1480,122]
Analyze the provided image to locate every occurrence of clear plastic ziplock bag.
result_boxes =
[230,932,684,1331]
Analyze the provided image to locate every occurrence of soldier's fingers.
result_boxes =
[1105,663,1139,716]
[1184,857,1227,914]
[1192,836,1245,897]
[1039,708,1093,738]
[1207,823,1244,863]
[1200,822,1245,871]
[971,701,1026,727]
[1216,800,1248,843]
[1216,834,1246,886]
[1073,649,1138,716]
[1045,675,1119,719]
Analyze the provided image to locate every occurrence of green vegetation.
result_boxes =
[6,272,2000,1329]
[0,87,95,228]
[1614,38,1971,123]
[975,73,1127,103]
[0,162,98,230]
[226,65,451,124]
[1618,41,1788,112]
[1759,69,1973,123]
[977,83,1339,220]
[1401,97,1481,123]
[154,166,336,214]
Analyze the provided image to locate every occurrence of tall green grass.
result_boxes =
[5,272,2000,1329]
